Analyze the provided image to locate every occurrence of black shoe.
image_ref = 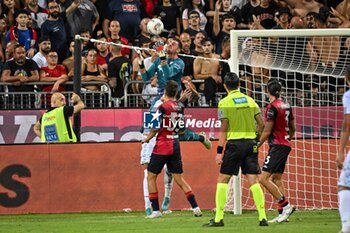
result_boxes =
[259,219,269,226]
[202,219,224,227]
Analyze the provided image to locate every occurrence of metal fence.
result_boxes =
[1,78,337,109]
[0,81,111,109]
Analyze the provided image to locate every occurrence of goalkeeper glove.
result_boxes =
[153,41,167,61]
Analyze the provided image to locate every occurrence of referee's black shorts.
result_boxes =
[220,139,261,176]
[262,145,291,174]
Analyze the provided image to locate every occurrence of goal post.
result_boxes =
[228,28,350,214]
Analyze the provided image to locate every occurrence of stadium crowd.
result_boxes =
[0,0,349,109]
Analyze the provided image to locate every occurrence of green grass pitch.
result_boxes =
[0,210,340,233]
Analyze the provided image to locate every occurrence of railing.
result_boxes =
[0,81,111,109]
[123,80,155,108]
[2,79,337,109]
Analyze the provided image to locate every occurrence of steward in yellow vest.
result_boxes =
[33,92,85,143]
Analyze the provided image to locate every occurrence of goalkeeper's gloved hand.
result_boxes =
[158,49,166,61]
[153,41,167,61]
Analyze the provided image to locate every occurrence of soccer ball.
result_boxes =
[147,18,164,35]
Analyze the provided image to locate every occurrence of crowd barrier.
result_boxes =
[0,79,342,109]
[0,81,111,109]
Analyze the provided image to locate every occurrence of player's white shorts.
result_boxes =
[140,136,156,165]
[338,150,350,188]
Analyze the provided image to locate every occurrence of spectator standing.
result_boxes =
[207,0,233,18]
[62,40,86,80]
[5,9,38,58]
[283,0,322,19]
[289,15,304,29]
[307,13,340,70]
[0,18,7,61]
[305,11,318,28]
[95,36,111,72]
[39,50,68,93]
[81,48,107,91]
[108,40,132,104]
[4,41,19,61]
[1,44,39,108]
[134,18,151,48]
[272,7,291,29]
[80,30,94,56]
[24,0,48,35]
[32,36,51,68]
[37,0,47,9]
[152,0,181,35]
[232,0,248,8]
[132,37,151,95]
[140,44,158,105]
[103,0,142,43]
[251,0,278,29]
[179,32,195,80]
[193,38,222,106]
[2,0,17,26]
[207,0,242,28]
[241,0,260,29]
[63,40,76,79]
[182,0,208,30]
[93,0,109,32]
[41,0,81,62]
[190,31,205,56]
[66,0,99,38]
[213,12,236,54]
[334,0,350,21]
[82,48,108,107]
[107,19,130,58]
[219,36,231,82]
[183,10,207,40]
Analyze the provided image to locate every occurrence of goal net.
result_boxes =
[227,28,350,213]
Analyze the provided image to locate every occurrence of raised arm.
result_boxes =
[66,0,81,16]
[213,0,221,37]
[71,93,85,114]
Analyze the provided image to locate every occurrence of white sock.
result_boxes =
[339,190,350,233]
[143,169,151,209]
[163,165,173,199]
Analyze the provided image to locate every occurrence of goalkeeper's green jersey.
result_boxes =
[218,90,260,140]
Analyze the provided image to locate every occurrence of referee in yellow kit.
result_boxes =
[203,72,268,227]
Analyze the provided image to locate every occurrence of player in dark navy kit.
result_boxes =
[258,79,296,223]
[143,80,202,219]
